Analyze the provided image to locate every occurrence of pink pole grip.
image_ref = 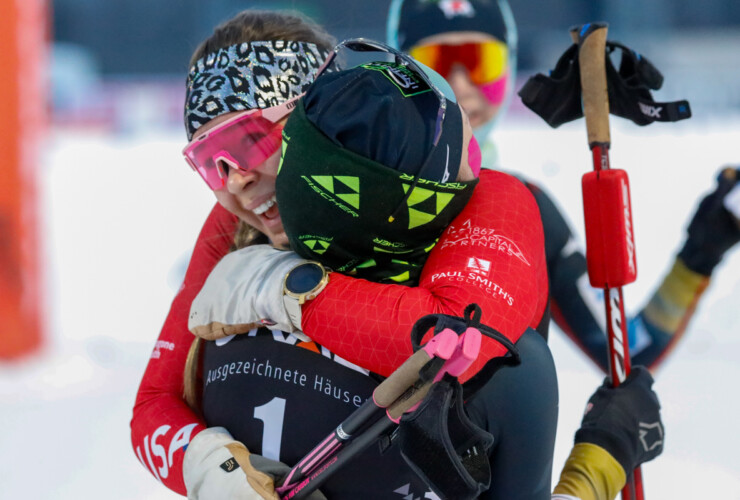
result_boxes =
[434,327,481,380]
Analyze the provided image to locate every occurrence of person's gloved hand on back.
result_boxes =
[184,427,327,500]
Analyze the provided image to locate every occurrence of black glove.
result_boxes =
[574,366,664,475]
[678,167,740,275]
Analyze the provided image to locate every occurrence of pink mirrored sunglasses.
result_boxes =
[182,95,302,190]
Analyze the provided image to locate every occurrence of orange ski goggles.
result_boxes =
[409,39,508,85]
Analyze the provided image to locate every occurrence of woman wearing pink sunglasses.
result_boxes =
[131,10,338,498]
[184,38,557,497]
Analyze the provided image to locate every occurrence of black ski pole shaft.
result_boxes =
[278,342,449,497]
[282,416,396,500]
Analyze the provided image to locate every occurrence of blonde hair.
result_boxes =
[182,9,335,413]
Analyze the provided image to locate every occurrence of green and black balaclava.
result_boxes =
[276,61,478,285]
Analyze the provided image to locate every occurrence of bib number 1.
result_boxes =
[253,397,286,461]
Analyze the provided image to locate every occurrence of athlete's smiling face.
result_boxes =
[195,112,290,248]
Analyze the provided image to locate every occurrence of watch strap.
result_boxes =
[283,293,303,332]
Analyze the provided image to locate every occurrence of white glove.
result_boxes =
[183,427,326,500]
[189,245,306,340]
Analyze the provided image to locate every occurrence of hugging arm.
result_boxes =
[301,170,549,380]
[189,171,547,381]
[131,203,238,495]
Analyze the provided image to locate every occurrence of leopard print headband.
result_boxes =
[184,41,330,139]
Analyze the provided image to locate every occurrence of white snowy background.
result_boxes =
[1,99,739,498]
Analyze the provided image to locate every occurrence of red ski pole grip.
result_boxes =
[582,169,637,287]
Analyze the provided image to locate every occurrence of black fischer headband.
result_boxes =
[184,41,329,139]
[276,98,476,285]
[518,40,691,128]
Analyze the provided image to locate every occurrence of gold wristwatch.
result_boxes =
[282,261,330,330]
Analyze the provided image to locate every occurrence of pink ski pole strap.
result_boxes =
[397,303,514,500]
[409,303,521,399]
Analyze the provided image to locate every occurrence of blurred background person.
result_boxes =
[388,0,518,166]
[386,0,740,375]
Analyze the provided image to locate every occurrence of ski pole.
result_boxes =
[277,326,480,500]
[573,22,644,500]
[277,328,457,493]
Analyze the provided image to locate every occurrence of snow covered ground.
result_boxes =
[1,111,739,499]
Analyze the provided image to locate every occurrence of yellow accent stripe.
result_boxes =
[552,443,626,500]
[389,271,410,282]
[436,192,453,214]
[408,208,435,229]
[390,259,419,266]
[336,175,359,192]
[405,185,435,206]
[643,258,710,332]
[355,259,377,269]
[337,193,360,209]
[312,175,334,192]
[373,246,413,254]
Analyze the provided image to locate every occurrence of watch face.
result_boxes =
[286,263,324,294]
